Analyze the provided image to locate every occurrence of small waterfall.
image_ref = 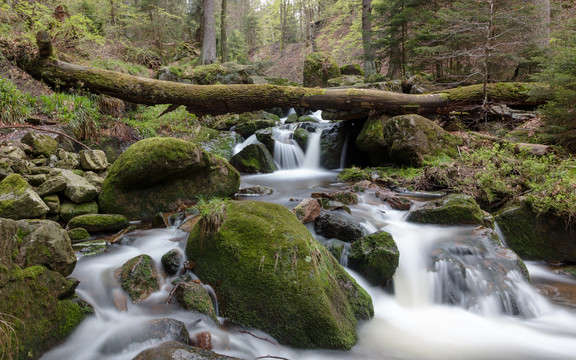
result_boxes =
[202,284,219,318]
[340,243,351,267]
[339,130,350,169]
[279,108,296,124]
[272,125,305,169]
[302,128,323,169]
[233,134,259,155]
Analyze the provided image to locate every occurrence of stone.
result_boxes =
[59,201,99,222]
[21,132,59,157]
[83,171,104,190]
[186,200,373,349]
[255,127,275,154]
[348,231,400,287]
[236,185,273,196]
[311,190,358,205]
[0,145,26,159]
[192,128,241,160]
[79,149,108,171]
[292,198,321,223]
[320,121,350,169]
[99,137,240,220]
[59,169,98,203]
[303,52,341,87]
[407,194,487,226]
[133,341,241,360]
[42,194,60,214]
[0,161,13,180]
[36,175,67,196]
[118,254,160,303]
[0,174,50,219]
[229,143,277,174]
[67,227,91,242]
[161,249,183,275]
[24,173,48,186]
[193,332,213,350]
[314,211,364,242]
[340,63,364,76]
[67,214,128,233]
[174,282,218,322]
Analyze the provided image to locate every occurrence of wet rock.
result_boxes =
[113,288,128,312]
[229,143,277,174]
[79,149,108,171]
[193,128,241,160]
[118,254,161,303]
[67,214,128,233]
[42,194,60,214]
[312,190,358,205]
[407,194,487,226]
[133,340,241,360]
[36,175,67,196]
[174,282,217,322]
[255,127,274,154]
[376,191,412,210]
[60,201,99,222]
[186,200,373,349]
[72,239,107,257]
[236,185,273,196]
[59,169,98,203]
[320,121,349,169]
[314,211,364,242]
[193,331,213,350]
[67,227,91,242]
[162,249,183,275]
[292,198,321,223]
[0,173,50,219]
[21,132,58,157]
[101,318,189,354]
[495,198,576,263]
[293,127,310,150]
[348,231,400,287]
[99,137,240,220]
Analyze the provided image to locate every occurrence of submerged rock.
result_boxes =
[292,198,321,223]
[314,211,364,242]
[161,249,183,275]
[348,231,400,288]
[118,254,160,303]
[99,137,240,220]
[407,194,487,226]
[186,200,373,349]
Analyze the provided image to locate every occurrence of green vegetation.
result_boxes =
[0,312,19,360]
[194,197,228,242]
[0,79,33,123]
[123,105,199,138]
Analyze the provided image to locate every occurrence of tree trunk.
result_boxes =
[362,0,376,78]
[201,0,217,64]
[220,0,228,62]
[534,0,551,48]
[24,36,545,117]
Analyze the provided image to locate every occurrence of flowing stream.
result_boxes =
[42,123,576,360]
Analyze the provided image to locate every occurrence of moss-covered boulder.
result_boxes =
[99,137,241,220]
[210,111,277,137]
[67,227,91,242]
[340,63,364,76]
[134,341,241,360]
[174,282,218,322]
[314,211,364,242]
[42,194,60,215]
[356,114,391,165]
[348,231,399,287]
[293,127,310,150]
[303,52,341,88]
[118,254,160,303]
[255,127,275,154]
[37,175,67,197]
[0,174,50,220]
[59,201,99,222]
[21,132,58,158]
[186,200,373,349]
[495,198,576,262]
[161,249,183,275]
[67,214,128,233]
[407,194,487,226]
[192,128,241,160]
[229,143,277,174]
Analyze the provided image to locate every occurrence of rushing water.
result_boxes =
[42,119,576,360]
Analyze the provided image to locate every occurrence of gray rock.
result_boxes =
[314,211,364,242]
[60,201,99,222]
[60,169,98,203]
[42,194,60,214]
[79,149,109,171]
[133,340,242,360]
[21,132,58,158]
[36,175,67,196]
[0,174,49,219]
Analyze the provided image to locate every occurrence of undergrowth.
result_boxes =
[123,105,199,138]
[195,197,229,247]
[0,312,19,360]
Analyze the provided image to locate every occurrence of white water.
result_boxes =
[232,134,259,155]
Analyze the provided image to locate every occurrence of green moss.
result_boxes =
[119,254,160,303]
[407,194,486,226]
[21,266,45,279]
[67,214,128,233]
[67,227,91,242]
[348,231,399,287]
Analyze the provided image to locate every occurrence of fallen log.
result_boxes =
[22,31,548,117]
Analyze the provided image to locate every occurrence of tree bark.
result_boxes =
[201,0,217,64]
[220,0,228,62]
[23,36,546,117]
[362,0,377,78]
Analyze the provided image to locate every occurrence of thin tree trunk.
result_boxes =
[362,0,376,78]
[202,0,217,64]
[534,0,551,47]
[482,0,495,106]
[221,0,228,62]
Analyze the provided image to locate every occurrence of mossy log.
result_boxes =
[23,32,547,117]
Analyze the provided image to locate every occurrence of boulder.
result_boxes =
[229,143,277,174]
[21,132,58,157]
[292,198,321,223]
[192,128,241,160]
[79,149,109,171]
[348,231,400,287]
[407,194,487,226]
[0,144,27,159]
[495,198,576,263]
[255,127,275,154]
[161,249,183,275]
[36,175,67,196]
[133,341,241,360]
[0,174,50,219]
[293,127,310,150]
[174,282,218,322]
[314,211,364,242]
[186,200,373,349]
[67,214,128,233]
[0,161,13,180]
[99,137,241,220]
[340,63,365,76]
[320,121,350,169]
[59,169,98,203]
[118,254,160,303]
[311,190,358,205]
[24,173,48,186]
[236,185,273,196]
[59,201,99,222]
[42,194,60,214]
[303,52,341,88]
[67,227,91,242]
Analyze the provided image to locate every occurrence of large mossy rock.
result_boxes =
[118,254,161,303]
[407,194,487,226]
[67,214,128,233]
[21,132,58,157]
[99,137,241,220]
[303,52,341,88]
[495,199,576,263]
[358,114,459,166]
[229,143,277,174]
[174,282,218,322]
[0,174,50,220]
[185,200,373,349]
[192,127,241,160]
[348,231,400,287]
[0,218,90,359]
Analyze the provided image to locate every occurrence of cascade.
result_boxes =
[272,124,305,169]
